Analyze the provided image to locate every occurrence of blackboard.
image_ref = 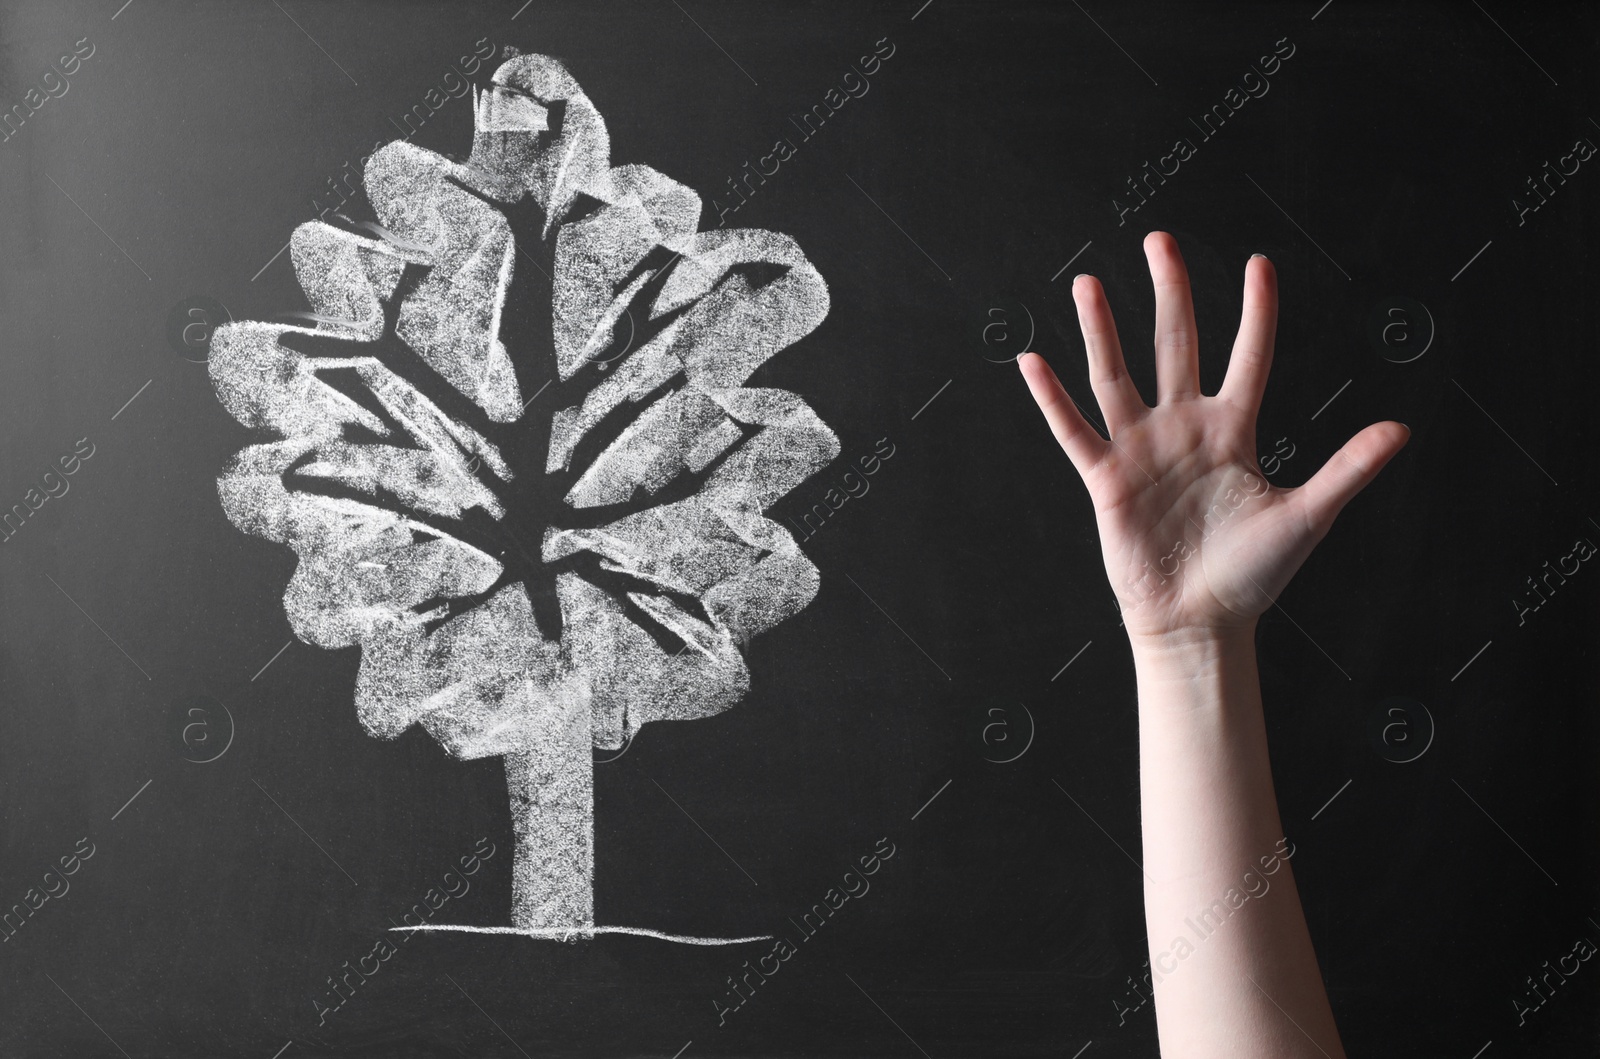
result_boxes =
[2,2,1597,1056]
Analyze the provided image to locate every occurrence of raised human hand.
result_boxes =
[1018,231,1409,645]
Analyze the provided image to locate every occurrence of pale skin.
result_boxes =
[1018,231,1410,1057]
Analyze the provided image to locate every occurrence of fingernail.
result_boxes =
[1074,273,1089,282]
[1250,253,1267,260]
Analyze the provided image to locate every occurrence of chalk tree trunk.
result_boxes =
[505,696,594,933]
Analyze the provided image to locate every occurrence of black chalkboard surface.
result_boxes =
[2,2,1597,1056]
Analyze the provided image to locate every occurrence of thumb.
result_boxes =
[1291,421,1410,540]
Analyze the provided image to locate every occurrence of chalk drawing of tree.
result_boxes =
[209,54,837,940]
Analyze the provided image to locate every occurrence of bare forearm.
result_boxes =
[1131,627,1345,1059]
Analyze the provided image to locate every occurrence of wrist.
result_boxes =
[1128,621,1256,656]
[1128,623,1258,687]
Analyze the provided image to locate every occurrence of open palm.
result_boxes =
[1019,232,1409,644]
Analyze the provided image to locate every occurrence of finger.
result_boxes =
[1218,253,1278,414]
[1017,351,1110,479]
[1072,274,1148,436]
[1290,421,1410,539]
[1144,231,1202,403]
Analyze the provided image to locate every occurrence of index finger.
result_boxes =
[1217,253,1278,415]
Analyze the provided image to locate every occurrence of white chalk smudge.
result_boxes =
[210,54,838,936]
